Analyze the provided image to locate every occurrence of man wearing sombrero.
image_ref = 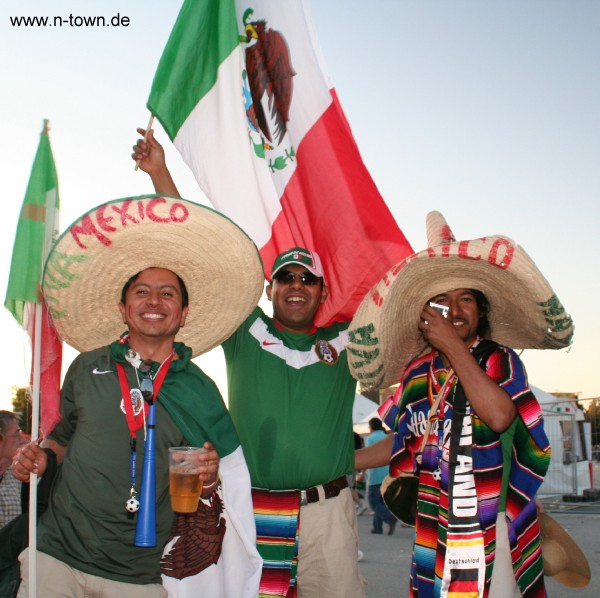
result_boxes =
[13,196,263,597]
[352,212,573,598]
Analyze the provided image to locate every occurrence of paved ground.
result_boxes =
[355,500,600,597]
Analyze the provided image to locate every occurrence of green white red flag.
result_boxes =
[4,120,62,436]
[147,0,413,326]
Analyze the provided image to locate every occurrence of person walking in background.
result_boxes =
[364,418,396,536]
[351,432,367,517]
[351,432,367,563]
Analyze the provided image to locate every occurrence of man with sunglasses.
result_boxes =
[222,247,363,597]
[133,131,365,597]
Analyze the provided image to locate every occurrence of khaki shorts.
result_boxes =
[18,548,167,598]
[297,487,365,598]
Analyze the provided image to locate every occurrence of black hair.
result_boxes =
[120,270,189,308]
[0,410,18,435]
[471,289,491,337]
[369,417,384,431]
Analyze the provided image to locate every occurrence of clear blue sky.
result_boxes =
[1,0,599,410]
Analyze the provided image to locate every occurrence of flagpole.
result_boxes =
[27,118,55,598]
[28,302,43,598]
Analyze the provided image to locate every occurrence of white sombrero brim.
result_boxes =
[347,235,573,389]
[539,512,590,588]
[42,195,264,358]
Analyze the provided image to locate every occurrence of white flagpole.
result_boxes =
[27,120,58,597]
[28,304,43,598]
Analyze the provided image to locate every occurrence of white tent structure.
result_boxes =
[533,385,593,496]
[352,393,381,436]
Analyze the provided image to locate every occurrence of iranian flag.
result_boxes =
[4,120,62,437]
[147,0,413,326]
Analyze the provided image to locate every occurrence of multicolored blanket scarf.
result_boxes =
[252,488,300,597]
[379,339,551,597]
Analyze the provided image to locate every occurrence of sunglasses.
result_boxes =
[138,359,154,403]
[272,270,321,286]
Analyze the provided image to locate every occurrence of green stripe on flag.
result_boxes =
[5,122,59,325]
[147,0,240,140]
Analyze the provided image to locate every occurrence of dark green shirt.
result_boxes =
[39,341,234,584]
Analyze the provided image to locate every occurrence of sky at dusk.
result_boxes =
[1,0,598,410]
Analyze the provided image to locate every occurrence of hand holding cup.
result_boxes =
[168,444,219,513]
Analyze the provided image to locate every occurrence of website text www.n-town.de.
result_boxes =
[9,13,130,28]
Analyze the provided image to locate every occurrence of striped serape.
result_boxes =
[252,488,301,598]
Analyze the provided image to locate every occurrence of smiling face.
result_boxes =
[267,264,328,334]
[427,288,483,345]
[118,268,189,350]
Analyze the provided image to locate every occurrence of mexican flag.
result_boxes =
[4,120,62,436]
[162,382,263,597]
[147,0,413,326]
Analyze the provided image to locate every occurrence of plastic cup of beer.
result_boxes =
[168,446,206,513]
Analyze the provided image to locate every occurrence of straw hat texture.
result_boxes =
[539,512,590,588]
[347,211,574,389]
[42,195,264,357]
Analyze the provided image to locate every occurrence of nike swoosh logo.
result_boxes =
[261,341,279,346]
[92,368,113,375]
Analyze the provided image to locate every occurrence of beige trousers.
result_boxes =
[297,487,365,598]
[17,548,167,598]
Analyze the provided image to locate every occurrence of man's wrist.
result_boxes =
[202,476,219,495]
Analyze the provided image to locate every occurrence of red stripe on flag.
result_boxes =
[29,301,62,436]
[262,90,413,327]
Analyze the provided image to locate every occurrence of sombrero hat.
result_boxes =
[539,512,590,588]
[42,195,264,357]
[347,211,573,389]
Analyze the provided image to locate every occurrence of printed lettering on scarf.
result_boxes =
[441,403,485,597]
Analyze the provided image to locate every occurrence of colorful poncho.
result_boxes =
[379,339,550,598]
